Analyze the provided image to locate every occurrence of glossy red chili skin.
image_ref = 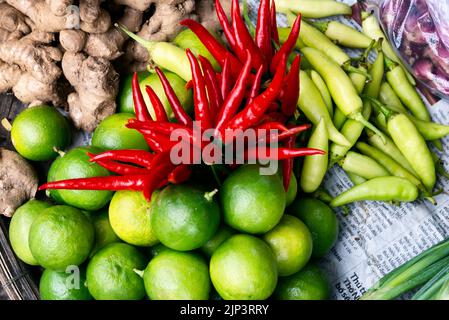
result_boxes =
[132,72,152,122]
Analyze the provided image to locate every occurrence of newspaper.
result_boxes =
[245,0,449,300]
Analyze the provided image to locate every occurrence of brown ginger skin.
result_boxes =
[0,148,38,217]
[62,52,119,132]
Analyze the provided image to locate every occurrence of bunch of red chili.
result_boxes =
[39,0,325,200]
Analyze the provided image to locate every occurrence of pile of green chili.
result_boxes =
[277,7,449,207]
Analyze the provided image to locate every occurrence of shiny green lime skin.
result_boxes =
[274,264,330,300]
[288,198,339,258]
[11,105,71,161]
[210,234,278,300]
[221,165,286,234]
[48,146,113,211]
[90,209,121,257]
[263,215,313,276]
[9,200,52,265]
[29,205,94,271]
[201,225,235,257]
[143,249,210,300]
[39,268,93,300]
[151,184,220,251]
[92,113,149,151]
[118,71,193,119]
[86,243,147,300]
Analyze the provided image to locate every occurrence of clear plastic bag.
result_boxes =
[361,0,449,99]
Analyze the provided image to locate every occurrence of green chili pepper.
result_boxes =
[349,67,367,95]
[278,27,305,50]
[370,95,449,141]
[300,119,328,193]
[338,151,390,180]
[311,20,373,49]
[310,70,333,117]
[369,98,436,191]
[312,187,333,204]
[298,70,350,146]
[276,0,352,18]
[366,130,418,177]
[379,82,408,114]
[330,101,372,165]
[385,56,430,121]
[302,47,384,139]
[333,109,347,131]
[330,177,419,207]
[364,40,385,99]
[346,171,367,186]
[355,142,424,191]
[119,25,192,81]
[361,11,416,86]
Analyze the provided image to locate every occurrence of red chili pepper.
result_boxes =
[259,112,288,124]
[185,80,193,90]
[180,19,242,77]
[225,55,287,132]
[220,54,232,99]
[199,56,222,124]
[132,73,152,122]
[168,164,192,184]
[186,49,214,130]
[39,175,151,192]
[215,51,253,133]
[282,125,296,190]
[143,162,175,200]
[257,124,310,144]
[145,85,168,122]
[255,121,288,132]
[88,150,155,168]
[255,0,272,60]
[245,147,325,161]
[267,102,279,112]
[94,159,151,176]
[270,0,279,45]
[231,0,264,70]
[247,66,264,105]
[270,14,301,74]
[155,67,193,127]
[281,55,301,117]
[215,0,236,49]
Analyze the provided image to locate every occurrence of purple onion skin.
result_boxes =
[413,59,449,96]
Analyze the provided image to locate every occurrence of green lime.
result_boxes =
[29,205,94,270]
[288,198,339,258]
[86,243,147,300]
[90,209,121,256]
[49,146,113,211]
[286,173,298,207]
[274,264,330,300]
[263,215,313,276]
[109,190,158,247]
[173,29,221,71]
[118,71,151,114]
[221,164,286,234]
[210,234,278,300]
[92,113,148,151]
[11,105,71,161]
[39,267,92,300]
[201,225,235,257]
[118,71,193,119]
[9,200,52,265]
[143,249,210,300]
[151,184,220,251]
[47,156,65,204]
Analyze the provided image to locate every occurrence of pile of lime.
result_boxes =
[8,76,339,301]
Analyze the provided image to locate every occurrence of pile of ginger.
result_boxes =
[0,0,229,132]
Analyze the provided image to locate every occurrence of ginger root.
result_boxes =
[0,148,38,217]
[62,52,119,132]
